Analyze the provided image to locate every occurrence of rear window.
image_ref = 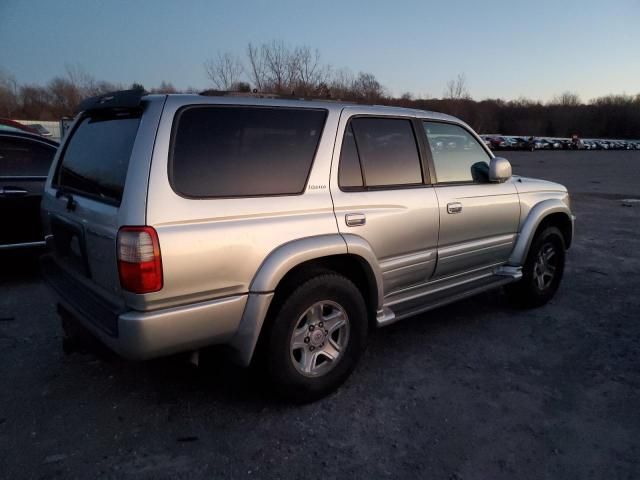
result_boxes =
[170,106,327,198]
[56,113,141,205]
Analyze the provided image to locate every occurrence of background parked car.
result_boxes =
[0,118,42,135]
[509,137,535,151]
[28,123,52,137]
[480,135,492,149]
[533,138,550,149]
[0,131,59,250]
[488,136,508,149]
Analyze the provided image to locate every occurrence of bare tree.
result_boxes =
[262,40,296,93]
[247,42,267,92]
[0,68,19,117]
[293,46,327,95]
[352,72,385,102]
[550,91,581,106]
[65,64,97,95]
[444,73,471,100]
[328,68,355,99]
[151,81,177,93]
[48,76,82,116]
[20,84,52,119]
[244,41,331,95]
[204,52,244,90]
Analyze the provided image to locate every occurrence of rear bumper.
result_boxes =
[42,255,248,360]
[111,295,247,359]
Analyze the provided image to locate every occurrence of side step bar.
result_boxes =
[376,266,522,328]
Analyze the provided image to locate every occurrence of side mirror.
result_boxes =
[489,157,512,183]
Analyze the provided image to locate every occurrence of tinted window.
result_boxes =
[0,136,56,176]
[338,124,363,189]
[56,113,141,205]
[350,118,422,187]
[171,106,326,197]
[423,122,490,183]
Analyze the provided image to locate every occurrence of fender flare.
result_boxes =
[249,233,384,306]
[230,234,384,366]
[508,199,574,266]
[250,234,349,293]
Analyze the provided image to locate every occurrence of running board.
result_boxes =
[376,266,521,327]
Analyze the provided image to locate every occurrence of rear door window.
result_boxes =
[170,106,327,197]
[55,113,141,205]
[0,137,56,177]
[349,117,423,187]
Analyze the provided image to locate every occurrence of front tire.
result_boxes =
[507,226,566,308]
[265,274,368,402]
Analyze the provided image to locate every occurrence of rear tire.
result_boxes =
[264,273,368,403]
[507,226,566,308]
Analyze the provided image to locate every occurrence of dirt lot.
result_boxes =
[1,150,639,479]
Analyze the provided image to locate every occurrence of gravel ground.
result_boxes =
[1,150,639,479]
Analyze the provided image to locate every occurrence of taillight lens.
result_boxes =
[117,226,163,294]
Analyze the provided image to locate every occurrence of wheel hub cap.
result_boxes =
[290,300,350,377]
[533,242,557,290]
[309,329,325,347]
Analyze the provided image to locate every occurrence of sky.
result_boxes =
[1,0,639,101]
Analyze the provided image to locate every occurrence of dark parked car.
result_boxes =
[0,131,58,250]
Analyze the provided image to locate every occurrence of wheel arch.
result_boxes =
[509,199,574,266]
[230,234,383,366]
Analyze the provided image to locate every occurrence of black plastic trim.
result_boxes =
[41,255,127,337]
[75,89,147,114]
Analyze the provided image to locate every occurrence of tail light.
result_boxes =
[117,226,163,293]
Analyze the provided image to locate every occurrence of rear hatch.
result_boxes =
[41,91,166,331]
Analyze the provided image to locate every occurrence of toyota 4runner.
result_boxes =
[41,90,574,401]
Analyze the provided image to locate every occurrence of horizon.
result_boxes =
[1,0,639,102]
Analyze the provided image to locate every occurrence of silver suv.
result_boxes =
[42,91,574,401]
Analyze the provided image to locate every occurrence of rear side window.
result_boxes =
[170,106,327,197]
[56,113,141,205]
[347,117,423,188]
[338,124,364,189]
[0,137,56,176]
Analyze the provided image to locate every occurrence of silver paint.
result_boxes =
[41,96,574,365]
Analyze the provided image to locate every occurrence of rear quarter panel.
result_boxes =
[142,97,341,310]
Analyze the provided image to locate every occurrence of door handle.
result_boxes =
[0,187,29,197]
[345,213,366,227]
[447,202,462,214]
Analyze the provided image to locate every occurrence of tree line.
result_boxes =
[1,42,639,139]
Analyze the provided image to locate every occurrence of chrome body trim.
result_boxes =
[0,240,46,250]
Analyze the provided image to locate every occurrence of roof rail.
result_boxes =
[198,89,352,104]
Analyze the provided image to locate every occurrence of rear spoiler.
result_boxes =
[75,89,147,114]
